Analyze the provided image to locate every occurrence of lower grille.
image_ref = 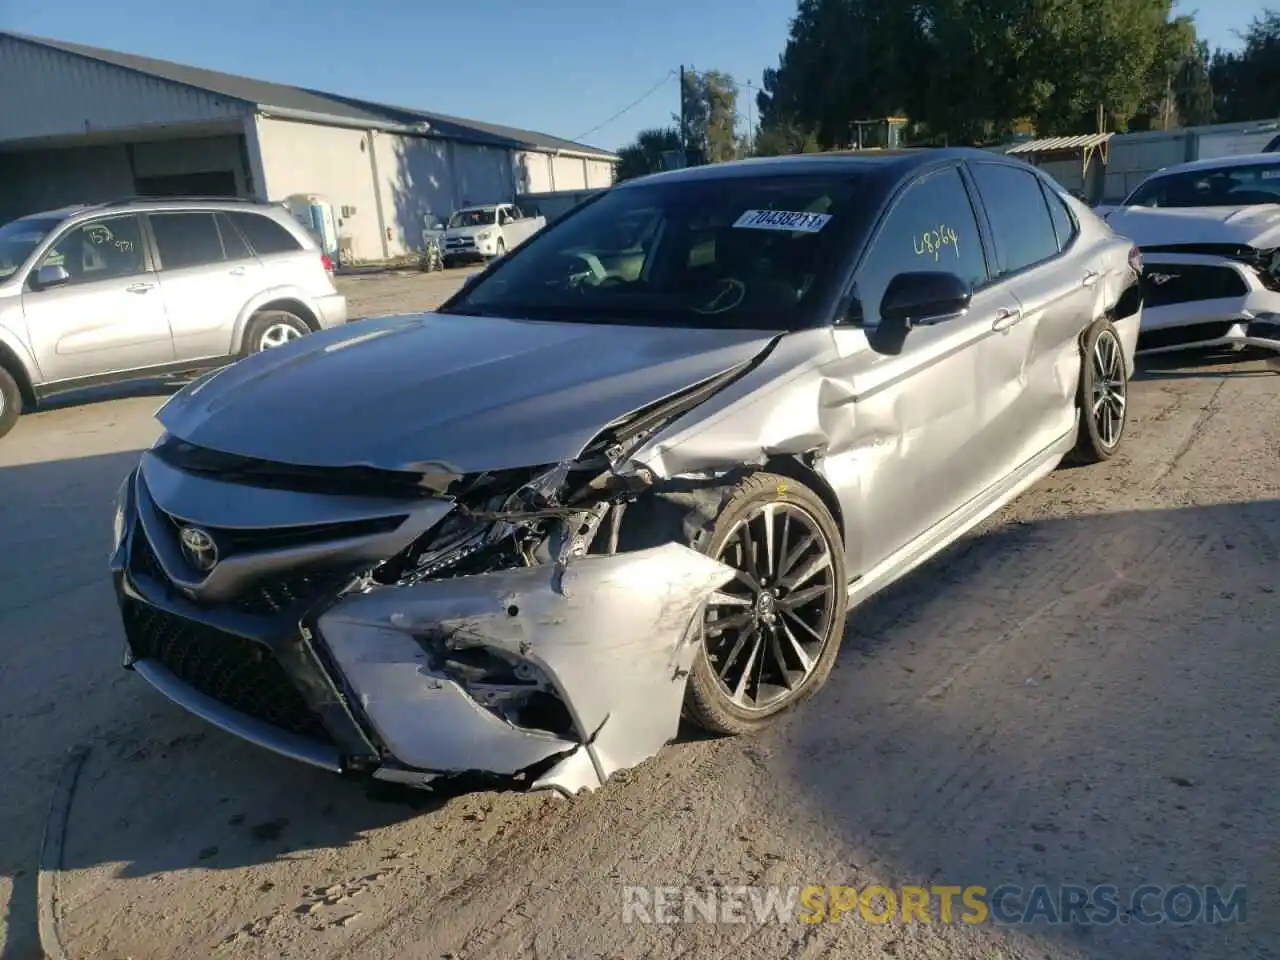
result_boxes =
[1143,264,1249,307]
[1138,321,1236,351]
[1250,320,1280,341]
[123,600,334,743]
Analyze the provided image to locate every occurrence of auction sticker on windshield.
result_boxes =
[734,209,832,232]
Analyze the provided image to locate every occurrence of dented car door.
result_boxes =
[827,164,1011,572]
[966,161,1097,465]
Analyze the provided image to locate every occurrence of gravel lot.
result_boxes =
[0,273,1277,960]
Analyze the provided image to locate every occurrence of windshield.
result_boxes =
[440,173,866,330]
[1125,161,1280,208]
[0,216,62,282]
[449,209,497,228]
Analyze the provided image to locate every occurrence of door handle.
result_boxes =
[229,266,247,277]
[1082,270,1100,288]
[125,282,156,294]
[992,306,1023,332]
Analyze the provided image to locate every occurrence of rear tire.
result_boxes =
[0,366,22,439]
[682,472,848,736]
[1068,317,1128,465]
[244,310,310,355]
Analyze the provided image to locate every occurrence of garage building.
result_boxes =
[0,32,619,263]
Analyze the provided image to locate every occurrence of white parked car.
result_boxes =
[441,203,546,267]
[1103,153,1280,355]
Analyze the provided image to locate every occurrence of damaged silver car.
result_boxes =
[111,149,1142,795]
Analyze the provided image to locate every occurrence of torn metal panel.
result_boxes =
[315,544,737,792]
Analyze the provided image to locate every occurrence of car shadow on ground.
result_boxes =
[774,497,1279,959]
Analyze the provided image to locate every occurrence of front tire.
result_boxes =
[684,472,848,735]
[1069,317,1128,464]
[0,366,23,439]
[244,310,310,355]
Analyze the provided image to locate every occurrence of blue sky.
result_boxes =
[0,0,1263,153]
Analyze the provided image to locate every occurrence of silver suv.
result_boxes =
[0,197,348,438]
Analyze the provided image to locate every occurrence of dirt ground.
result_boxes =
[0,275,1277,960]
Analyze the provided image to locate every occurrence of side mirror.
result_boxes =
[879,271,971,329]
[33,263,71,290]
[866,271,971,355]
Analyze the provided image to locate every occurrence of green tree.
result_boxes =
[761,0,1210,145]
[1210,10,1280,122]
[752,119,822,156]
[679,68,743,163]
[615,127,682,183]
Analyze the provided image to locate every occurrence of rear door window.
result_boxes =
[150,212,226,270]
[849,165,988,326]
[227,211,303,255]
[968,163,1062,274]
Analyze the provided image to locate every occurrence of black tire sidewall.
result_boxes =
[0,368,21,438]
[246,311,309,355]
[685,472,848,733]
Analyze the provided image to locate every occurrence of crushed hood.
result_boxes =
[1106,204,1280,248]
[157,312,777,474]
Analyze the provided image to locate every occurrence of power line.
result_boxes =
[572,71,678,142]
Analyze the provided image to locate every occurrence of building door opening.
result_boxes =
[134,170,238,197]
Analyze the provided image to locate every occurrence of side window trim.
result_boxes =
[966,160,1066,281]
[214,212,250,260]
[1037,178,1080,254]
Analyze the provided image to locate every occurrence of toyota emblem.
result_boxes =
[179,526,219,573]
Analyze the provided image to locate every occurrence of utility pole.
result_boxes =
[679,64,687,152]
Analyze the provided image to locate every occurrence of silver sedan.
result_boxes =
[110,148,1142,795]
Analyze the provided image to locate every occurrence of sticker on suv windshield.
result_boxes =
[733,209,832,232]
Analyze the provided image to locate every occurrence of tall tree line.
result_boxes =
[614,3,1280,179]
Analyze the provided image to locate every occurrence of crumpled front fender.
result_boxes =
[315,543,737,794]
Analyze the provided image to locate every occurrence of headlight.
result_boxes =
[476,230,493,243]
[111,473,131,555]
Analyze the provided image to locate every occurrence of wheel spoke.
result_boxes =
[709,590,752,608]
[732,630,763,702]
[706,612,752,636]
[782,550,831,590]
[736,523,762,587]
[780,582,828,610]
[767,627,798,691]
[781,605,826,644]
[779,619,814,673]
[716,624,755,682]
[777,532,815,581]
[762,503,777,580]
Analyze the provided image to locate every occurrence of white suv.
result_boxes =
[0,197,348,438]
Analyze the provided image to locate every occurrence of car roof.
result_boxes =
[615,148,1021,188]
[14,197,277,222]
[1143,153,1280,179]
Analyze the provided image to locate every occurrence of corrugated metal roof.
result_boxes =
[1,31,618,160]
[1006,133,1113,155]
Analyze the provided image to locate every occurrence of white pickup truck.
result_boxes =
[441,202,546,267]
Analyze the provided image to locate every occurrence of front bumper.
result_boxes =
[110,458,735,795]
[1137,253,1280,355]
